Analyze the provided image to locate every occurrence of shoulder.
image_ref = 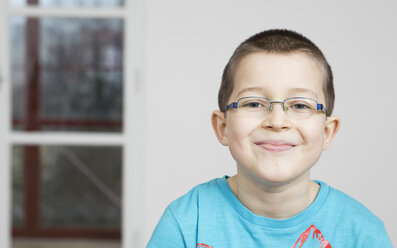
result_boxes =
[326,183,383,225]
[324,182,392,246]
[168,176,226,217]
[147,177,228,247]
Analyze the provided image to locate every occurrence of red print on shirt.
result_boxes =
[197,243,213,248]
[197,224,330,248]
[293,225,332,248]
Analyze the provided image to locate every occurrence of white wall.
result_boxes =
[142,0,397,246]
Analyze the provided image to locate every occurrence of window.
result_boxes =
[0,0,144,247]
[11,17,124,132]
[12,145,122,238]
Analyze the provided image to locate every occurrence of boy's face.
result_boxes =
[212,52,339,186]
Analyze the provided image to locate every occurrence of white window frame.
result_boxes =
[0,1,145,247]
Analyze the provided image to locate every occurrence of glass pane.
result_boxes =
[40,145,122,228]
[10,17,26,127]
[12,146,25,227]
[11,145,122,230]
[9,0,123,8]
[11,17,123,132]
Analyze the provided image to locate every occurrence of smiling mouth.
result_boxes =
[254,141,296,152]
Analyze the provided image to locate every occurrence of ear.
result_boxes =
[211,110,229,146]
[323,116,341,150]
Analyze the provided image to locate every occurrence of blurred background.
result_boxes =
[1,0,131,247]
[0,0,396,247]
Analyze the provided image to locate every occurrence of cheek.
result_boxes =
[300,121,326,151]
[227,117,259,146]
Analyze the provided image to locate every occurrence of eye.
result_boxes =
[245,102,262,108]
[291,103,310,110]
[240,99,268,109]
[286,99,316,112]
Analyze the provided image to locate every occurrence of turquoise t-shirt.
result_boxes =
[147,177,393,248]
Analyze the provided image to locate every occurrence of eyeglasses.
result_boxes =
[225,96,326,119]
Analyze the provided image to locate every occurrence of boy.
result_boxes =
[147,29,393,247]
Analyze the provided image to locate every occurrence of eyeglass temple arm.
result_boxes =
[225,102,238,111]
[317,103,327,113]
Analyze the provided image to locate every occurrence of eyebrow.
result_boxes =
[236,87,265,98]
[288,88,320,99]
[236,86,320,99]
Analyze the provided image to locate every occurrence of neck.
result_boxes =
[227,170,320,219]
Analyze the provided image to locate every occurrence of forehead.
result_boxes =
[232,52,325,101]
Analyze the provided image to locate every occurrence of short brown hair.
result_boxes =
[218,29,334,116]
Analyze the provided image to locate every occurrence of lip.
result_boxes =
[254,140,296,152]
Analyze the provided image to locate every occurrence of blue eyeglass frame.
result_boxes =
[225,96,326,113]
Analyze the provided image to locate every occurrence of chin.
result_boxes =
[237,160,311,186]
[249,170,296,186]
[259,176,295,186]
[255,166,310,186]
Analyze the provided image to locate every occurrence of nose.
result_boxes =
[261,103,291,131]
